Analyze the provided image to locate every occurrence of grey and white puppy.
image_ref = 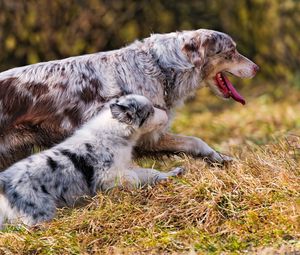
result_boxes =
[0,94,184,227]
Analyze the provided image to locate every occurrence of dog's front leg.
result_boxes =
[142,132,233,164]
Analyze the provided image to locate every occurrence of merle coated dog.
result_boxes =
[0,29,259,170]
[0,94,184,227]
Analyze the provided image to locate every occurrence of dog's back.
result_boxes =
[0,54,119,170]
[0,44,167,170]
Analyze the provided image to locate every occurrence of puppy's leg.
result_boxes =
[131,167,185,187]
[99,167,184,191]
[140,132,233,163]
[99,170,140,191]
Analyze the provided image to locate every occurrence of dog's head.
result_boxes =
[110,94,168,134]
[180,29,259,104]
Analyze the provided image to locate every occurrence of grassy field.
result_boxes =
[0,83,299,254]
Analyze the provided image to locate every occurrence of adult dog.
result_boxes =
[0,29,259,170]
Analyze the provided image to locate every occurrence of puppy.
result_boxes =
[0,94,184,227]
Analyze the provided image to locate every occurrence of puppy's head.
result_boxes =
[180,29,259,105]
[110,94,168,134]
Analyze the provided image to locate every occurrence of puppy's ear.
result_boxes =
[182,36,204,68]
[110,103,134,124]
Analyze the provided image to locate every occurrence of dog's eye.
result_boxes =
[225,49,235,60]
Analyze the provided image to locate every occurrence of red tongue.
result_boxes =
[222,74,246,105]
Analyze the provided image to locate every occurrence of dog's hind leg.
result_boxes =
[0,132,34,171]
[0,124,68,171]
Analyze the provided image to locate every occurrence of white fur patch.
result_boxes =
[0,194,29,228]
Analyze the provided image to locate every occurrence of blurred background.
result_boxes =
[0,0,299,84]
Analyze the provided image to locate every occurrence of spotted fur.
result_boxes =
[0,94,185,227]
[0,29,258,169]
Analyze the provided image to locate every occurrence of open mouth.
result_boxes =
[215,72,245,105]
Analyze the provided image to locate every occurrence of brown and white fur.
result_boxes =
[0,94,185,227]
[0,29,259,170]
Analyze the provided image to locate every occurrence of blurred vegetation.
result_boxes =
[0,2,300,253]
[0,0,300,82]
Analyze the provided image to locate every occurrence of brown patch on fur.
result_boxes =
[182,34,203,67]
[0,78,32,124]
[0,78,84,168]
[0,127,34,170]
[135,133,203,159]
[80,78,104,103]
[136,133,189,155]
[25,82,50,97]
[90,78,102,90]
[202,35,217,49]
[13,97,60,126]
[80,86,97,103]
[0,120,71,171]
[182,39,200,52]
[0,93,76,170]
[134,133,187,159]
[150,133,189,152]
[64,105,82,127]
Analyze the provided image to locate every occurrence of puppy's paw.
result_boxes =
[168,167,186,176]
[154,167,186,186]
[218,153,235,163]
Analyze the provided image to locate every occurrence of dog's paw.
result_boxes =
[202,150,235,165]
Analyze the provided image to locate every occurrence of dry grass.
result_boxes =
[0,83,299,254]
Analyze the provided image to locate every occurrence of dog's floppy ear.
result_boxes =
[201,33,222,57]
[182,33,223,67]
[110,103,134,124]
[182,36,204,68]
